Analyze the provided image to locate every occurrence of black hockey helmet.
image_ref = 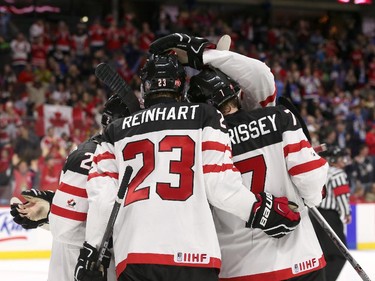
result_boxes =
[319,146,349,164]
[101,94,131,128]
[140,53,186,100]
[187,67,238,109]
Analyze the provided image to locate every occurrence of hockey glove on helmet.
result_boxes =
[10,188,54,229]
[149,33,216,69]
[74,242,111,281]
[247,192,301,238]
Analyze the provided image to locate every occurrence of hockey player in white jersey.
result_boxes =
[187,67,329,280]
[74,53,301,281]
[10,93,131,281]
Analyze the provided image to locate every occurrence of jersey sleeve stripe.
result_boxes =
[203,163,238,173]
[288,158,327,176]
[58,182,88,198]
[259,84,277,107]
[50,204,87,221]
[202,141,231,152]
[333,185,350,196]
[88,171,119,181]
[283,140,311,157]
[93,151,116,164]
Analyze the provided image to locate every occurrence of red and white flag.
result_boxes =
[35,104,73,137]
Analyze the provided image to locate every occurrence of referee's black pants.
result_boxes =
[118,264,219,281]
[309,208,347,281]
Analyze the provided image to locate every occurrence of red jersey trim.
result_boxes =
[88,171,119,181]
[203,163,238,173]
[58,182,87,198]
[50,204,87,221]
[93,151,115,164]
[116,253,221,278]
[220,255,326,281]
[284,140,311,157]
[334,185,350,196]
[202,141,231,153]
[259,85,277,108]
[289,158,327,176]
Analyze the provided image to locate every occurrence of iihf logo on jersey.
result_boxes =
[67,199,76,208]
[174,252,210,264]
[292,258,319,274]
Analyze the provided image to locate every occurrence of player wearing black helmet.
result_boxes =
[75,53,301,281]
[188,67,328,281]
[10,93,132,281]
[140,53,186,107]
[310,145,351,281]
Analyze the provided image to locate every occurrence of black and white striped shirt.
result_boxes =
[319,166,351,217]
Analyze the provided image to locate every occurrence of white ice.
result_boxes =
[0,250,374,281]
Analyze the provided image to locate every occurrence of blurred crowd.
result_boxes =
[0,6,374,205]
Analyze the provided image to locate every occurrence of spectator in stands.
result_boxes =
[40,127,64,158]
[51,82,71,105]
[17,63,34,84]
[0,101,22,145]
[0,35,11,69]
[88,17,106,53]
[13,124,41,163]
[12,159,36,199]
[0,146,13,204]
[26,76,49,111]
[350,183,366,203]
[39,155,61,192]
[348,144,374,192]
[10,32,31,75]
[365,183,375,202]
[1,63,17,89]
[346,103,367,156]
[366,123,375,157]
[30,35,48,69]
[29,19,44,42]
[54,21,71,55]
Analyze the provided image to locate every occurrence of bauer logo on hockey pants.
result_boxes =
[260,193,273,227]
[174,252,210,264]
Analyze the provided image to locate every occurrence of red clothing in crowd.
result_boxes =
[12,165,34,198]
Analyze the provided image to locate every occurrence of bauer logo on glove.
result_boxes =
[247,192,301,238]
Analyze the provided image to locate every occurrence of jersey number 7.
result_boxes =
[233,154,267,194]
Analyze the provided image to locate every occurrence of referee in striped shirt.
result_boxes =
[310,146,352,281]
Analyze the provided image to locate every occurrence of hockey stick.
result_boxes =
[94,165,133,269]
[310,206,372,281]
[95,63,140,114]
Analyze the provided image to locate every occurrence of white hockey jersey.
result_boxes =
[49,135,117,281]
[213,106,329,280]
[85,100,258,278]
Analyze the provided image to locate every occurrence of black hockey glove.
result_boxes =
[149,33,216,69]
[74,242,111,281]
[247,192,301,238]
[10,189,55,229]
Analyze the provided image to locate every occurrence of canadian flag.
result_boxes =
[35,104,73,137]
